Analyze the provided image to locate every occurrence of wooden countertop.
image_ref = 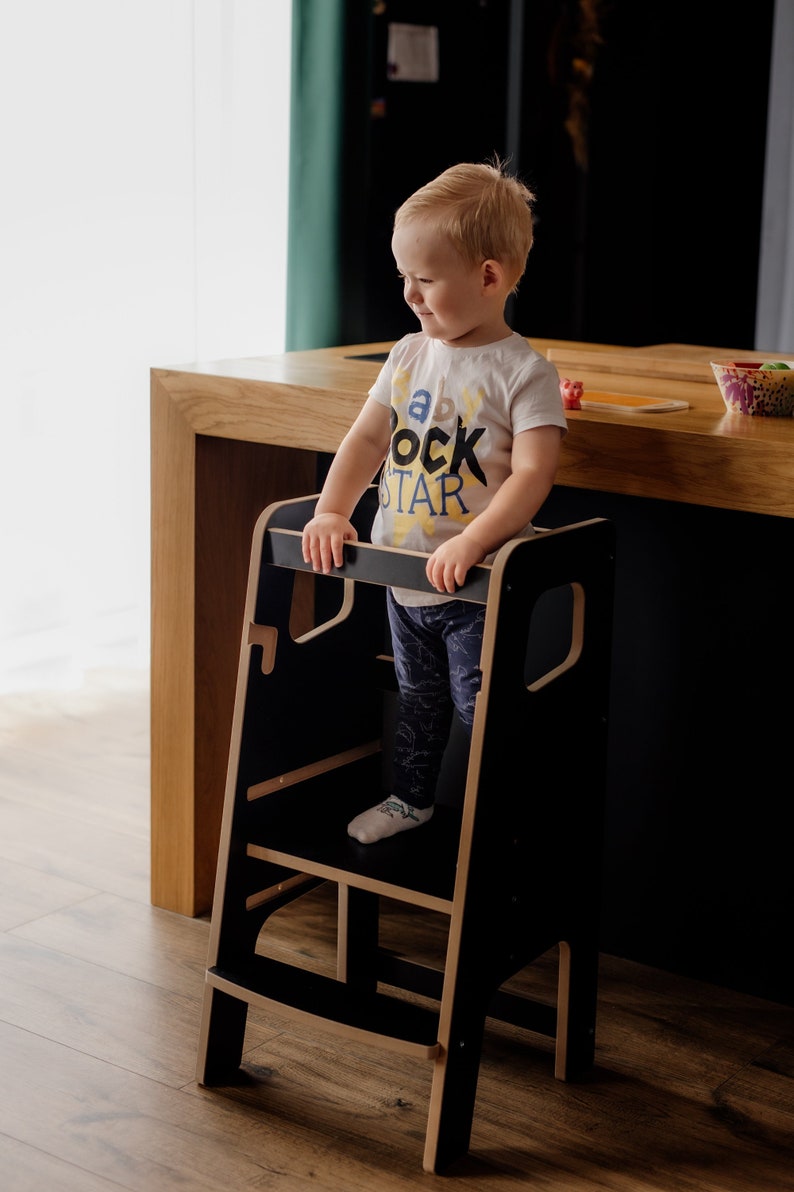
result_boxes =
[152,338,794,519]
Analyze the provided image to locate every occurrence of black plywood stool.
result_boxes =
[196,488,615,1173]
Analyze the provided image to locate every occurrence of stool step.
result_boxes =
[245,800,463,913]
[206,955,442,1060]
[246,844,454,913]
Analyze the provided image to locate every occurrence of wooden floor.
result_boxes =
[0,669,792,1191]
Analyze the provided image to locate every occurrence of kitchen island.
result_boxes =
[151,339,793,1002]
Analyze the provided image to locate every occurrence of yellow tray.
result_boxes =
[576,390,689,414]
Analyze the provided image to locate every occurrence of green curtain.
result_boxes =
[286,0,347,351]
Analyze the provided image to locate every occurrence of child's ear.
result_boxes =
[481,258,505,292]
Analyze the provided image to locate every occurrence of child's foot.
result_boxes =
[347,798,433,844]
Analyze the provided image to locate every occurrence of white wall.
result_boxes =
[0,0,291,692]
[756,0,794,352]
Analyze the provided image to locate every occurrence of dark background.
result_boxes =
[338,0,776,351]
[328,1,791,1007]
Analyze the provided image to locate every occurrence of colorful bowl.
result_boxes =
[711,359,794,416]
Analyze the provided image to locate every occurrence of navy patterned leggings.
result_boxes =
[387,590,487,810]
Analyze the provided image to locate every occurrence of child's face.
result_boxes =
[392,218,505,347]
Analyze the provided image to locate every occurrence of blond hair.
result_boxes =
[393,159,536,293]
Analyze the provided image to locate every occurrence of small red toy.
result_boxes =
[560,377,583,410]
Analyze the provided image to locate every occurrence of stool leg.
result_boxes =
[196,985,250,1085]
[423,989,489,1174]
[337,884,379,988]
[554,936,598,1080]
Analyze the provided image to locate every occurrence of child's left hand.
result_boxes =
[426,535,487,594]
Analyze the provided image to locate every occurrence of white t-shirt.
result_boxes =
[369,331,568,606]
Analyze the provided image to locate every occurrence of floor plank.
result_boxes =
[0,856,97,932]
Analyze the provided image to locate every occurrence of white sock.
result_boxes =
[347,798,434,844]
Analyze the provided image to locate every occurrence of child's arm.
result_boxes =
[425,424,562,594]
[302,397,391,574]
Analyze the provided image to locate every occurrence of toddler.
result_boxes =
[301,159,567,843]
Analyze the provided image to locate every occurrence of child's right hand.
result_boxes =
[301,513,358,574]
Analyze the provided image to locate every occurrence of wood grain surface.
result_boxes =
[1,671,792,1189]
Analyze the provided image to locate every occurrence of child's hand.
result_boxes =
[302,513,358,574]
[426,535,486,594]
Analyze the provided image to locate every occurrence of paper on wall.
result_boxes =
[387,23,439,83]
